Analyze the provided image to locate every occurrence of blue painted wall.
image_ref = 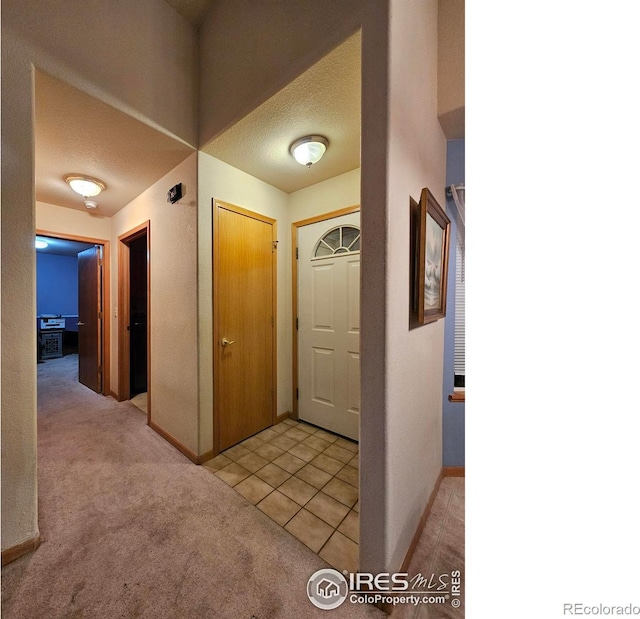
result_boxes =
[36,253,78,316]
[442,139,465,466]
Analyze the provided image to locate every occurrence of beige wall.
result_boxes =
[1,42,39,552]
[36,202,112,241]
[1,0,197,552]
[384,0,447,571]
[357,0,447,574]
[111,153,199,454]
[288,169,361,222]
[358,3,392,575]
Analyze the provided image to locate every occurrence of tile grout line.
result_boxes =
[209,420,360,565]
[316,506,355,556]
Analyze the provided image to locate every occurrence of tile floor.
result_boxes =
[203,418,359,573]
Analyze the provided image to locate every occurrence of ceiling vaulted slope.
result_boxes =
[167,0,464,141]
[34,71,194,217]
[201,32,362,194]
[163,0,214,27]
[35,4,462,219]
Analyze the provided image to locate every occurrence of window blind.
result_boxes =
[454,239,465,379]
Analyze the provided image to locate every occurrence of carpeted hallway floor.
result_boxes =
[1,355,385,618]
[392,477,465,619]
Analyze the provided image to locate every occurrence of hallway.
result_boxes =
[1,356,383,618]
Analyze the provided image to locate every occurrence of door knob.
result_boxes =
[221,338,236,347]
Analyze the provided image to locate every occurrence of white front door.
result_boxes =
[297,212,360,440]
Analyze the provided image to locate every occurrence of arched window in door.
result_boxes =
[313,225,360,258]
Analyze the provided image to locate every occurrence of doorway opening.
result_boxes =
[35,231,111,395]
[118,222,150,420]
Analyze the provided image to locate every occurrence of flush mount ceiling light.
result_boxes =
[64,174,106,208]
[290,135,329,168]
[65,174,106,197]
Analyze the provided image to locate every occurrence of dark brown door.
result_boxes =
[129,235,147,396]
[78,246,103,393]
[215,202,276,451]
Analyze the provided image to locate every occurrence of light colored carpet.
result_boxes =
[1,355,385,619]
[392,477,465,619]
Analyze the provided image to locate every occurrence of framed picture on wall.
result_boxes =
[416,188,451,325]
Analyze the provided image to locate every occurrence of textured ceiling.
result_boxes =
[34,71,194,217]
[201,32,362,194]
[34,9,462,218]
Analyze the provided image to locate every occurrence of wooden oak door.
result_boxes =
[78,246,103,393]
[297,213,360,440]
[214,201,276,452]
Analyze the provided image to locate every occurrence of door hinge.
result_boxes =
[272,240,278,251]
[98,311,103,320]
[296,247,299,259]
[271,316,274,327]
[296,388,299,400]
[296,318,299,330]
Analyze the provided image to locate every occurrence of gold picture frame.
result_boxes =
[414,188,451,325]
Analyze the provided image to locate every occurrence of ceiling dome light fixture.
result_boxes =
[290,135,329,168]
[64,174,106,198]
[64,174,106,209]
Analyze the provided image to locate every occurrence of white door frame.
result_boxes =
[291,205,360,420]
